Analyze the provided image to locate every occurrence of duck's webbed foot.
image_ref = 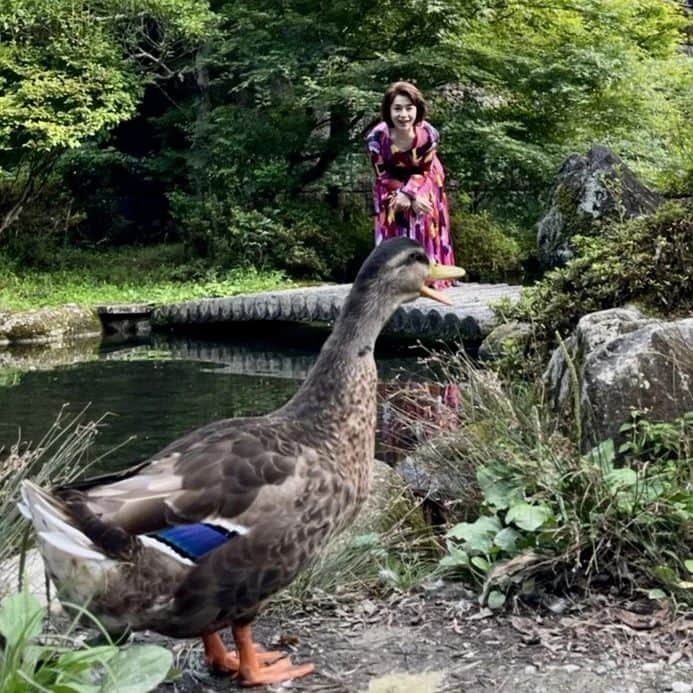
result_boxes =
[202,631,283,674]
[232,623,315,687]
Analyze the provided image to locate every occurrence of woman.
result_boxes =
[366,81,456,282]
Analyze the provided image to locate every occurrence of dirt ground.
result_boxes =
[141,584,693,693]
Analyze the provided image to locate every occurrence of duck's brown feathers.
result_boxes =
[49,355,376,637]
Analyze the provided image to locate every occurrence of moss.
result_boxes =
[554,183,593,236]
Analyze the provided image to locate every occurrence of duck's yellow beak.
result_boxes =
[420,264,466,306]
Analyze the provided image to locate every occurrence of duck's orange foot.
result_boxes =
[202,632,283,673]
[239,658,315,687]
[233,622,315,687]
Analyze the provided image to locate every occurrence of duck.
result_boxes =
[19,237,465,687]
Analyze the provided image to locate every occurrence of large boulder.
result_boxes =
[544,308,693,450]
[478,320,532,362]
[0,304,102,345]
[537,145,661,268]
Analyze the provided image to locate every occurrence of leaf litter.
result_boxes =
[125,585,693,692]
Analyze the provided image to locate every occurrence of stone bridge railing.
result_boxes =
[151,283,522,342]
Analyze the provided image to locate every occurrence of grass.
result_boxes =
[0,244,292,311]
[278,488,442,608]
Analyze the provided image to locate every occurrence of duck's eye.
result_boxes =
[405,251,426,265]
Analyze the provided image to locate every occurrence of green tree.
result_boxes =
[0,0,213,236]
[179,0,689,226]
[437,0,690,223]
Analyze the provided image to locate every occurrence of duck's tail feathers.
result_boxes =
[20,481,109,563]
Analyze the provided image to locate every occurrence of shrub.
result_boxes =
[0,179,84,269]
[58,146,173,246]
[450,208,527,283]
[500,200,693,371]
[171,191,372,280]
[415,352,693,607]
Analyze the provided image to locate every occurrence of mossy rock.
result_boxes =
[537,145,661,269]
[478,320,533,362]
[0,304,102,345]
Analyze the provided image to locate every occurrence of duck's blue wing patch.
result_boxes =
[151,523,236,561]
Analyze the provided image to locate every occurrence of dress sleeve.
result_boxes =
[401,123,440,199]
[366,126,399,187]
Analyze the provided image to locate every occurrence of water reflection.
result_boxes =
[0,334,456,473]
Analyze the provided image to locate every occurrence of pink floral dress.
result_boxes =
[366,120,456,276]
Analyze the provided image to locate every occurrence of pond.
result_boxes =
[0,331,455,475]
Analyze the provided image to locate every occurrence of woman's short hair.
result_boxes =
[381,81,427,127]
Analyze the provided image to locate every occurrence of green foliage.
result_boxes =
[57,146,171,245]
[450,206,526,282]
[0,0,214,236]
[0,0,212,153]
[424,353,692,605]
[4,0,691,276]
[171,191,372,280]
[0,244,289,310]
[434,0,690,222]
[0,588,172,692]
[503,201,693,367]
[0,1,139,153]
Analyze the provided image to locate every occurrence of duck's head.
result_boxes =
[353,237,466,309]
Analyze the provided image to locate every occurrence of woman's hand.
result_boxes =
[392,190,412,213]
[412,196,433,215]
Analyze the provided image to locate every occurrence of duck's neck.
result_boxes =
[282,286,396,421]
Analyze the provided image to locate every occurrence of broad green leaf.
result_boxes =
[604,468,638,490]
[440,542,469,568]
[0,589,44,648]
[494,526,520,552]
[439,551,469,568]
[653,564,678,584]
[56,645,118,673]
[477,466,521,510]
[684,559,693,574]
[100,644,173,693]
[505,503,552,532]
[471,556,490,572]
[585,439,615,470]
[52,684,100,693]
[647,588,667,600]
[487,590,506,610]
[447,516,501,554]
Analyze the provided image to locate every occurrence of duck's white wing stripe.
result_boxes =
[206,516,250,535]
[140,535,195,566]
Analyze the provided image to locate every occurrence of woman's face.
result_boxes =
[390,94,417,133]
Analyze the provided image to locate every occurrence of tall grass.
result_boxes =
[413,351,693,606]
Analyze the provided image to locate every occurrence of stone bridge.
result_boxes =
[151,282,522,342]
